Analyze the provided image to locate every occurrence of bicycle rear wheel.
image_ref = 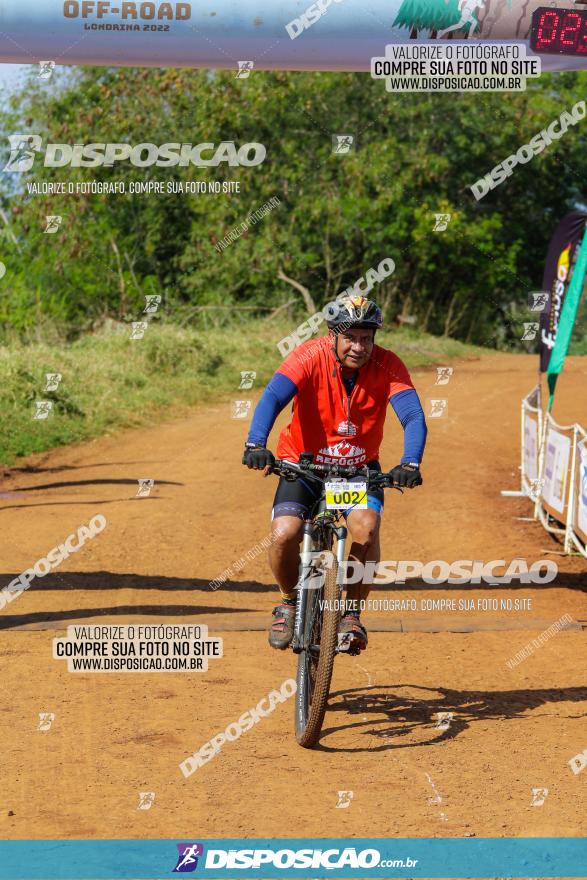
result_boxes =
[294,538,340,748]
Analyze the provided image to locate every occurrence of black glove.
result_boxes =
[388,463,422,489]
[242,444,275,471]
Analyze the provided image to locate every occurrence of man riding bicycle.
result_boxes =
[242,293,427,653]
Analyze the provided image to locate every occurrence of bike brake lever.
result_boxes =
[371,474,404,493]
[276,464,297,481]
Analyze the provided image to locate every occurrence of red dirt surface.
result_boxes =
[0,352,585,842]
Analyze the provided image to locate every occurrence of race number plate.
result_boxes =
[325,481,367,510]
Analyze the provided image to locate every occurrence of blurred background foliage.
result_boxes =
[0,67,586,351]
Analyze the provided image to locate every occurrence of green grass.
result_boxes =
[569,334,587,356]
[0,319,487,466]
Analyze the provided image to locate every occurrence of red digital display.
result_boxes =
[530,7,587,54]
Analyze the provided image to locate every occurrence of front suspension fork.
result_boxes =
[291,521,347,654]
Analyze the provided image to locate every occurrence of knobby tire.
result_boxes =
[295,549,340,748]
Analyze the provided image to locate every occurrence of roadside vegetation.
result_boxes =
[1,68,585,464]
[0,320,484,465]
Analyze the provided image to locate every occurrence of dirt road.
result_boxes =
[0,352,585,841]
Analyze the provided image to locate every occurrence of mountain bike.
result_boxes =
[271,454,395,749]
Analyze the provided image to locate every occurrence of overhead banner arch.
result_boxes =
[0,0,587,71]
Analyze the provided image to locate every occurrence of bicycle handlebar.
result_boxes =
[271,458,395,491]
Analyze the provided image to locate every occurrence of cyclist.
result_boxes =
[242,293,427,653]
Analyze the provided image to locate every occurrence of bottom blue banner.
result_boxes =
[0,837,585,879]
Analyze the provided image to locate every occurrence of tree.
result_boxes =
[0,69,585,350]
[393,0,462,35]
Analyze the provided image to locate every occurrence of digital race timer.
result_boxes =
[530,6,587,55]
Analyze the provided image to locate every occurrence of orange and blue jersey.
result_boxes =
[247,335,427,466]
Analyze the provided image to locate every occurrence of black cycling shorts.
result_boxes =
[271,460,384,521]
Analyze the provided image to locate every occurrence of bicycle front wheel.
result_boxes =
[294,541,340,748]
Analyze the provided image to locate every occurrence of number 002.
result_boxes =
[332,490,360,504]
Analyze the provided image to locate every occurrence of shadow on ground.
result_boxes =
[1,571,585,592]
[317,683,587,752]
[0,603,253,629]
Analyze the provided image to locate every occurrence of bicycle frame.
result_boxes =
[291,496,348,654]
[267,456,393,747]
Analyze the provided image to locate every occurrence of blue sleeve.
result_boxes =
[389,388,427,465]
[246,372,298,446]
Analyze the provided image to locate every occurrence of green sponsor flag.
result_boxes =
[547,222,587,411]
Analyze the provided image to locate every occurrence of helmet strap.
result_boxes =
[331,332,344,376]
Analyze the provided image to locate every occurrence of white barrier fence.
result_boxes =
[501,384,542,500]
[521,384,543,499]
[567,426,587,556]
[508,384,587,557]
[535,412,575,542]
